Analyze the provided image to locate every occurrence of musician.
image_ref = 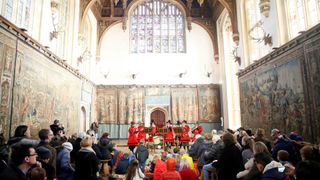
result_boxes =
[164,120,174,148]
[137,121,146,142]
[191,121,203,142]
[147,120,157,143]
[127,121,138,152]
[180,120,191,150]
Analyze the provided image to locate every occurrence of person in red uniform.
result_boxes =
[180,120,191,150]
[137,121,146,142]
[127,121,138,152]
[191,121,203,142]
[164,120,175,148]
[147,120,157,143]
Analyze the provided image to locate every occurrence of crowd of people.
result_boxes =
[0,119,319,180]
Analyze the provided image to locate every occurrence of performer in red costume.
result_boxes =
[191,121,203,142]
[147,120,157,143]
[137,121,146,142]
[127,121,138,152]
[180,120,191,150]
[164,120,175,148]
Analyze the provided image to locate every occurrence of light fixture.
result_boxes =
[132,73,137,79]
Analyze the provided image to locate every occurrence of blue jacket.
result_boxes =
[57,148,74,180]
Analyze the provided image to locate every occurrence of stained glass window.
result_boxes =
[5,0,13,21]
[130,0,186,53]
[286,0,320,39]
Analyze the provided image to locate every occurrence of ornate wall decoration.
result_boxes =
[239,50,309,140]
[118,87,144,124]
[96,88,117,123]
[12,41,81,137]
[171,88,198,123]
[0,28,16,137]
[97,85,221,125]
[198,87,221,122]
[304,36,320,143]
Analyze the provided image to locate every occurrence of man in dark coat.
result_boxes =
[0,144,38,180]
[135,139,149,172]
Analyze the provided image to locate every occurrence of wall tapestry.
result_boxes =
[240,58,307,138]
[171,88,198,123]
[96,88,117,123]
[12,41,81,137]
[0,28,16,137]
[118,88,144,124]
[198,87,221,122]
[305,37,320,143]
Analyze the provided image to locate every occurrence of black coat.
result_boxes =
[0,164,27,180]
[216,144,244,180]
[74,150,100,180]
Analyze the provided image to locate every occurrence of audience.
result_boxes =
[2,123,320,180]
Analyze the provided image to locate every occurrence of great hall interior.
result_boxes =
[0,0,319,143]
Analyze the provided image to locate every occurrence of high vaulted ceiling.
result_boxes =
[80,0,239,63]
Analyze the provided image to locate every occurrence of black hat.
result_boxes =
[36,146,52,160]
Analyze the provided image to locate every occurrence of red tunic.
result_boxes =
[191,125,203,142]
[137,125,146,142]
[164,127,175,143]
[180,125,190,142]
[127,125,138,146]
[147,126,157,142]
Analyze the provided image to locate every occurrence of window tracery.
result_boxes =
[286,0,320,39]
[130,0,186,53]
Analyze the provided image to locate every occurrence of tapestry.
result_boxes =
[198,87,221,122]
[118,87,144,124]
[239,58,307,137]
[12,41,81,137]
[146,87,170,96]
[305,37,320,143]
[171,88,198,123]
[0,28,16,137]
[96,88,117,123]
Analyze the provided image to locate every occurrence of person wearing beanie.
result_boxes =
[57,142,74,180]
[36,146,55,180]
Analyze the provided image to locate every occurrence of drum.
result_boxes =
[153,136,160,145]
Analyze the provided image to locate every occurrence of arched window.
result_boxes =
[130,0,186,53]
[286,0,320,39]
[244,0,269,62]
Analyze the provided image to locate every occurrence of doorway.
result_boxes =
[150,109,166,128]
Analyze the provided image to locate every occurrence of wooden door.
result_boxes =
[151,110,165,128]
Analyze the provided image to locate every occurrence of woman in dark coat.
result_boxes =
[215,132,244,180]
[74,136,100,180]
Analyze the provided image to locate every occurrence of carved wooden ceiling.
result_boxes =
[80,0,239,63]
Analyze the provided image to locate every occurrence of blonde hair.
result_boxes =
[254,141,270,154]
[179,158,190,170]
[80,135,93,147]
